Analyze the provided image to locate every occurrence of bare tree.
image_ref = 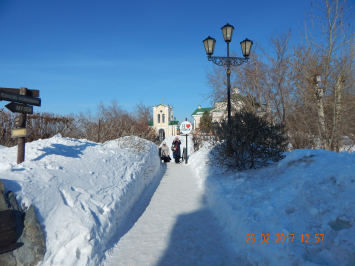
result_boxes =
[75,100,156,143]
[293,0,355,151]
[204,0,354,152]
[204,48,267,116]
[262,30,293,124]
[133,101,153,124]
[0,109,76,147]
[205,64,229,104]
[205,32,293,124]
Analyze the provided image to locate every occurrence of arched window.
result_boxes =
[162,114,165,123]
[158,114,160,123]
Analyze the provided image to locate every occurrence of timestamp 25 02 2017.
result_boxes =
[246,234,324,243]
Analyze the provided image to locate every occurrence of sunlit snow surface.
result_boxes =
[0,134,354,265]
[189,145,355,265]
[0,135,160,266]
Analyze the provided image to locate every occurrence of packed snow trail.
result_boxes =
[102,162,243,266]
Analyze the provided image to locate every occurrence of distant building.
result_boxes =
[191,89,244,130]
[192,90,271,130]
[152,100,179,141]
[191,105,214,130]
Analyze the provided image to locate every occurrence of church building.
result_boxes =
[191,89,245,130]
[192,88,270,130]
[152,99,179,141]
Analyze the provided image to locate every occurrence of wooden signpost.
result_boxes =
[0,87,41,164]
[11,128,34,138]
[0,88,39,97]
[0,91,41,106]
[5,103,33,115]
[13,116,24,128]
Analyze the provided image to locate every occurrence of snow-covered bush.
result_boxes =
[209,110,287,170]
[115,135,152,153]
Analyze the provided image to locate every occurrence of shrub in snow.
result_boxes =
[199,110,213,133]
[209,110,287,170]
[115,136,151,153]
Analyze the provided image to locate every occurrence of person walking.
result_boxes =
[172,137,181,164]
[161,142,171,163]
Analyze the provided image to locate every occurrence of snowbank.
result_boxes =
[0,135,160,266]
[340,136,355,154]
[189,145,355,265]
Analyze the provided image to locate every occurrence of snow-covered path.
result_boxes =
[102,162,243,266]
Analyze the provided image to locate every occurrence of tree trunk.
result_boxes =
[315,86,329,150]
[330,76,344,152]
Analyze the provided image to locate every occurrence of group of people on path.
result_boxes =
[161,136,181,164]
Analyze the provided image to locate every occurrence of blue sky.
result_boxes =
[0,0,313,123]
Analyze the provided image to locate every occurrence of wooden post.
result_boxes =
[185,118,188,164]
[17,87,27,164]
[98,119,101,143]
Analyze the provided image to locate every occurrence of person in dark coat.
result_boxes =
[172,136,181,163]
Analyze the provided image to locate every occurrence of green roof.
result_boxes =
[191,107,214,116]
[148,121,153,126]
[218,94,245,102]
[192,96,245,117]
[232,94,245,101]
[168,120,179,125]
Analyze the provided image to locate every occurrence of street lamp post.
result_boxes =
[203,23,253,155]
[203,23,253,125]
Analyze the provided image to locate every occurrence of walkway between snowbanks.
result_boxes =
[102,162,243,266]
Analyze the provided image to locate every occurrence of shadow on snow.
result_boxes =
[101,162,168,259]
[155,162,245,266]
[32,142,98,161]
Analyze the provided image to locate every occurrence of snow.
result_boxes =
[0,134,160,265]
[189,145,355,265]
[0,134,354,265]
[340,136,355,154]
[102,162,241,265]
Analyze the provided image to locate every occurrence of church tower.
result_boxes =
[152,98,179,141]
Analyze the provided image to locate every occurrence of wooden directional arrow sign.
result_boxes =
[5,103,33,114]
[13,116,24,128]
[0,88,39,97]
[0,91,41,106]
[11,128,33,138]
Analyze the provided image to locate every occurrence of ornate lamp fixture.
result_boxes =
[203,23,253,156]
[203,36,216,56]
[240,38,253,58]
[221,23,234,42]
[203,23,253,122]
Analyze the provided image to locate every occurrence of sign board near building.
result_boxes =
[180,120,192,164]
[180,121,192,135]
